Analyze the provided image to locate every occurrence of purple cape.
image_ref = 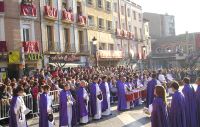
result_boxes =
[169,91,186,127]
[182,84,198,127]
[99,82,109,112]
[39,93,48,127]
[116,80,127,111]
[196,85,200,127]
[9,96,18,127]
[89,82,97,117]
[59,90,69,126]
[151,97,169,127]
[146,79,157,107]
[76,87,88,122]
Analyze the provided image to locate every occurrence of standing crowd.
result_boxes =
[0,66,200,127]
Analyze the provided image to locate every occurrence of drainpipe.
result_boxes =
[39,0,44,68]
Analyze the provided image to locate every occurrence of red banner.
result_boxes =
[0,41,7,52]
[78,15,86,25]
[20,4,36,17]
[62,10,74,22]
[23,41,39,53]
[44,5,58,19]
[195,33,200,49]
[0,1,4,13]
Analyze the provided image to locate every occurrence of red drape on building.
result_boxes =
[0,1,4,12]
[0,41,7,52]
[23,41,39,53]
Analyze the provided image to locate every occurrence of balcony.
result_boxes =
[0,1,4,13]
[77,15,87,26]
[23,41,39,53]
[122,30,128,38]
[98,50,123,59]
[116,28,122,37]
[20,4,37,18]
[0,41,7,52]
[62,9,74,24]
[44,5,58,21]
[79,44,89,55]
[128,32,134,40]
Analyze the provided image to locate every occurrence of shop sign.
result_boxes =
[26,53,44,61]
[9,51,20,64]
[49,54,80,63]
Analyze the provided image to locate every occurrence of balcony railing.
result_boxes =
[0,1,4,13]
[20,4,37,17]
[98,50,123,59]
[128,32,134,40]
[23,41,39,53]
[116,28,122,37]
[77,15,87,26]
[122,30,128,38]
[62,9,74,23]
[44,5,58,21]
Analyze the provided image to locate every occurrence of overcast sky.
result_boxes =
[137,0,200,35]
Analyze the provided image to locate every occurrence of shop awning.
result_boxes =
[49,63,85,68]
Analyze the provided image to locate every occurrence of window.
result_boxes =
[64,28,70,51]
[140,28,143,39]
[114,3,117,12]
[128,25,132,31]
[127,8,130,17]
[88,0,93,5]
[45,0,52,6]
[98,18,104,29]
[133,11,136,20]
[138,13,142,22]
[106,1,111,12]
[97,0,103,8]
[108,44,114,50]
[100,43,107,50]
[134,27,138,39]
[47,25,54,51]
[23,27,30,42]
[88,15,94,26]
[107,20,112,30]
[122,23,125,29]
[115,21,118,29]
[121,6,124,15]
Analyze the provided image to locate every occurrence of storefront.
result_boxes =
[0,41,8,80]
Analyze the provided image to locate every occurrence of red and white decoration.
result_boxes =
[23,41,39,53]
[78,15,87,26]
[62,9,74,22]
[0,41,7,52]
[20,4,36,17]
[44,5,58,19]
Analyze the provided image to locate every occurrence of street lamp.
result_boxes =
[167,48,172,68]
[92,37,98,67]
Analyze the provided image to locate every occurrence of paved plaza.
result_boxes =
[26,105,151,127]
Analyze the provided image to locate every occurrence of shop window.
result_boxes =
[47,25,54,51]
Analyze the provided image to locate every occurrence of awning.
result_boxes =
[49,63,85,68]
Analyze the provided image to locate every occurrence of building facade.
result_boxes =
[143,12,175,39]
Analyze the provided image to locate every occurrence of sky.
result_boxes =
[136,0,200,35]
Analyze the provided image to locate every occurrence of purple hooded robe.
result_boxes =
[76,87,88,122]
[195,85,200,127]
[39,93,48,127]
[89,82,97,117]
[116,80,127,111]
[99,81,109,112]
[9,96,19,127]
[169,91,186,127]
[182,84,198,127]
[151,97,169,127]
[146,79,157,108]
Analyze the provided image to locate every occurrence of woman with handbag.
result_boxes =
[9,86,29,127]
[39,85,54,127]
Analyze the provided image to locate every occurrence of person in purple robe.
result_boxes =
[89,76,102,119]
[195,77,200,127]
[9,86,28,127]
[116,75,127,111]
[59,83,75,127]
[76,80,89,124]
[146,73,158,108]
[99,76,111,116]
[182,77,198,127]
[151,85,169,127]
[168,81,186,127]
[39,85,53,127]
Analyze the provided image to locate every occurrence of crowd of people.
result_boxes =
[0,66,200,127]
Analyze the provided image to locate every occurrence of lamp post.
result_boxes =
[92,37,98,67]
[168,49,172,68]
